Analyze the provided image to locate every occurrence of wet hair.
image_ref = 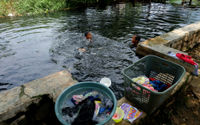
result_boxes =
[85,32,90,37]
[135,36,141,42]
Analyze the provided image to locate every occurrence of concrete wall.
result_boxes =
[136,21,200,73]
[163,21,200,51]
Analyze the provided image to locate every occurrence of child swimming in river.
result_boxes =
[130,35,141,48]
[75,32,93,59]
[85,32,92,41]
[78,32,93,52]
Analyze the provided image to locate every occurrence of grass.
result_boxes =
[0,0,66,16]
[14,0,66,15]
[0,0,115,17]
[0,0,12,16]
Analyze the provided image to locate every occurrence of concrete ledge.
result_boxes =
[136,21,200,73]
[136,44,195,73]
[0,70,77,122]
[164,21,200,50]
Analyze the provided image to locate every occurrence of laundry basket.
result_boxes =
[122,55,185,114]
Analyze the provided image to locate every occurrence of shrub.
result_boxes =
[14,0,66,15]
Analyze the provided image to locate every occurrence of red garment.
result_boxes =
[165,83,171,89]
[149,78,156,81]
[176,53,197,65]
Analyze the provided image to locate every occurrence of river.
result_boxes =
[0,2,200,98]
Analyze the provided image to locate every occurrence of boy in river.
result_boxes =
[130,35,141,48]
[78,32,93,52]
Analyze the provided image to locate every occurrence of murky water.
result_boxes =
[0,2,200,97]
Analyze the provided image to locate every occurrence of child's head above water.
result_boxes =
[132,35,141,46]
[85,32,92,40]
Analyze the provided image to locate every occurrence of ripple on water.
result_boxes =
[50,33,139,98]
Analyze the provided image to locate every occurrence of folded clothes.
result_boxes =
[132,76,149,85]
[149,78,171,92]
[132,76,172,92]
[142,84,157,92]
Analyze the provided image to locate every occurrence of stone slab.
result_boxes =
[0,70,77,122]
[0,86,33,122]
[24,70,77,101]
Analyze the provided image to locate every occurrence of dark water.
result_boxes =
[0,2,200,97]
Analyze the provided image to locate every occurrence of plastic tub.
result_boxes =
[55,82,117,125]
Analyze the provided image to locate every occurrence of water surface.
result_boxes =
[0,2,200,97]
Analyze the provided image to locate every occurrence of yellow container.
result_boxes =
[112,107,125,123]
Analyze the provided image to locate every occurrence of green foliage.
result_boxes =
[14,0,66,15]
[193,0,200,6]
[0,1,6,16]
[0,0,114,17]
[0,0,11,16]
[0,0,66,16]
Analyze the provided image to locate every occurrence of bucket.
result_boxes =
[55,82,117,125]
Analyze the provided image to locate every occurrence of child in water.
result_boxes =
[85,32,92,41]
[130,35,141,48]
[78,32,93,52]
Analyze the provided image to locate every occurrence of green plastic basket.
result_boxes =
[55,82,117,125]
[122,55,186,114]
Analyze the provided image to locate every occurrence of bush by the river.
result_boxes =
[0,0,64,16]
[0,0,115,17]
[0,0,66,16]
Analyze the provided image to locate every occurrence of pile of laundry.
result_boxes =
[61,90,114,125]
[132,76,171,92]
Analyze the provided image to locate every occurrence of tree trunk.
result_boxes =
[189,0,192,5]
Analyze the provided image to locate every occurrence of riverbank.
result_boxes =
[0,0,66,17]
[0,0,116,17]
[1,0,200,17]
